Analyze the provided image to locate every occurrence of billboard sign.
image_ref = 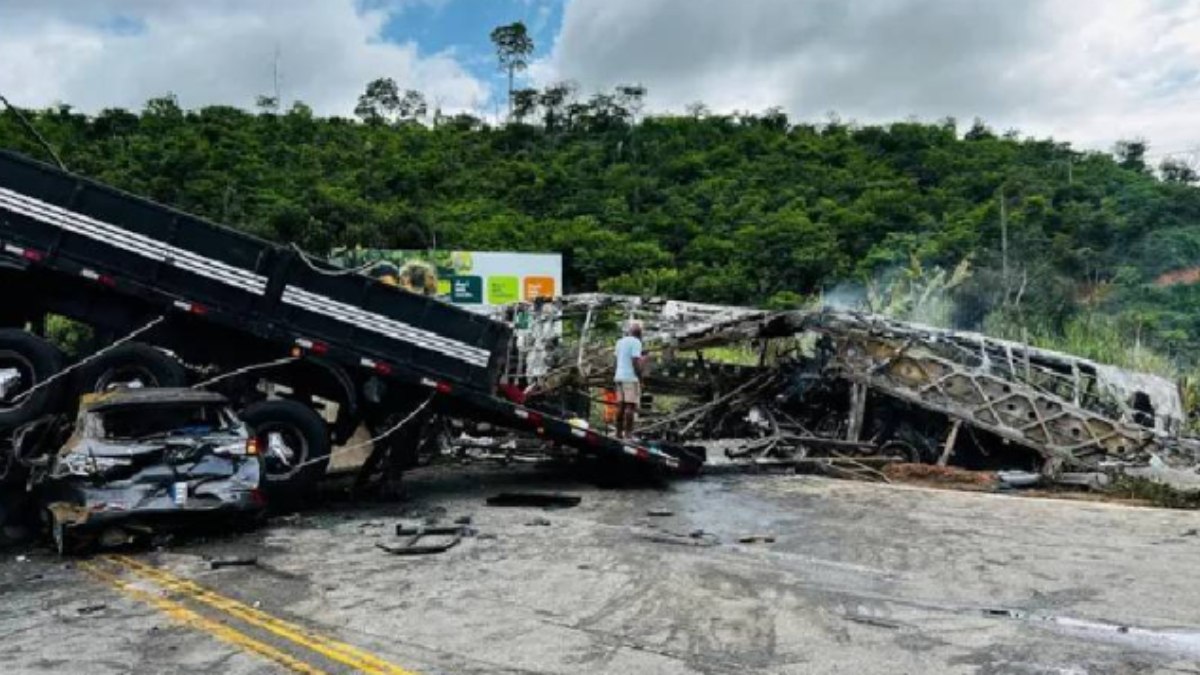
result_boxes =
[329,248,563,309]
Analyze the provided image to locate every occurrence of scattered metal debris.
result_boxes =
[378,524,468,555]
[842,613,902,630]
[209,557,258,570]
[637,528,720,547]
[737,534,776,544]
[486,493,582,509]
[997,470,1042,488]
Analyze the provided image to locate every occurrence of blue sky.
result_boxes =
[381,0,564,94]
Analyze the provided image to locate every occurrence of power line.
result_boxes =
[0,93,66,170]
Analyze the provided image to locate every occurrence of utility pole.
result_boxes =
[273,44,281,108]
[1000,186,1009,296]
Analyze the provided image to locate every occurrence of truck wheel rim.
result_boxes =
[0,350,35,411]
[257,424,309,481]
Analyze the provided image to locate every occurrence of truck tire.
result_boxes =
[0,330,65,427]
[74,342,187,394]
[240,399,331,500]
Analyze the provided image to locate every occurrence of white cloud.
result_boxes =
[537,0,1200,153]
[0,0,490,116]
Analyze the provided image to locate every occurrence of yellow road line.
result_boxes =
[79,561,327,675]
[107,555,417,675]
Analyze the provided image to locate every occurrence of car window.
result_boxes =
[98,404,235,440]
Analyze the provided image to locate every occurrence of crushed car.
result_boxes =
[24,388,265,554]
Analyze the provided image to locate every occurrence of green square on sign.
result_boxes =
[487,276,519,304]
[451,275,482,303]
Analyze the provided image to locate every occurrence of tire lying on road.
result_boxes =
[240,399,332,500]
[0,329,65,427]
[73,342,187,395]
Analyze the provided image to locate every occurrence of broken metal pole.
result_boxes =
[846,382,867,442]
[938,420,962,467]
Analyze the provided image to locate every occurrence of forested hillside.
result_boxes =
[3,93,1200,371]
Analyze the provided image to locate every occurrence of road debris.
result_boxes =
[997,470,1043,488]
[378,524,468,555]
[486,493,582,509]
[883,464,996,488]
[842,612,902,630]
[209,557,258,570]
[637,528,720,547]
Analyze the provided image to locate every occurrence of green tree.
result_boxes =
[489,22,534,120]
[1161,158,1198,184]
[397,89,428,123]
[355,78,401,124]
[1115,138,1149,173]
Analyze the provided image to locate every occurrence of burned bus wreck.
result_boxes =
[496,296,1200,488]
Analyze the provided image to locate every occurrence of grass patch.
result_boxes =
[1108,476,1200,510]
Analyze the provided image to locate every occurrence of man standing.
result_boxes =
[613,321,644,439]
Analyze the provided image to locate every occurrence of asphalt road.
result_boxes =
[2,467,1200,674]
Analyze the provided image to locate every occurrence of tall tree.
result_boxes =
[255,95,279,114]
[615,84,646,123]
[1115,138,1149,173]
[511,88,539,123]
[397,89,428,122]
[355,77,401,125]
[539,81,576,132]
[1160,158,1198,184]
[489,22,534,120]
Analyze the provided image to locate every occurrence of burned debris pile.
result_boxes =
[492,294,1200,491]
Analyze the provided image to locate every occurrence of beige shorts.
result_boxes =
[616,381,641,405]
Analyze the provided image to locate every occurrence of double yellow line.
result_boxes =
[81,555,416,675]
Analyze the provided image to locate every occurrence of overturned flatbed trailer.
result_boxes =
[0,150,698,508]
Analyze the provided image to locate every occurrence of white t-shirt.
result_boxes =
[614,336,643,382]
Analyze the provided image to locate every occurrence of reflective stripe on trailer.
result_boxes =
[282,285,491,368]
[0,187,268,294]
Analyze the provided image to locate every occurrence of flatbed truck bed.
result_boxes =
[0,149,699,494]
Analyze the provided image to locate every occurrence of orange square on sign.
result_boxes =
[523,276,555,300]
